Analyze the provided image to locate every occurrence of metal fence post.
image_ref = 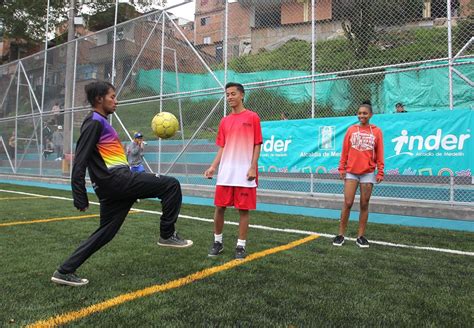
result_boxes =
[449,176,455,204]
[40,0,51,176]
[223,0,229,117]
[447,0,454,110]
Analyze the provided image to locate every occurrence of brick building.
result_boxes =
[193,0,340,59]
[193,0,473,60]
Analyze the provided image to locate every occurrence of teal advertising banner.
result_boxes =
[259,109,472,177]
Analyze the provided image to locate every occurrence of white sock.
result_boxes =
[237,239,246,248]
[214,233,223,243]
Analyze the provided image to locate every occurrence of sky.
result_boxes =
[164,0,195,21]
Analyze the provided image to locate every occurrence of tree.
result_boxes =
[333,0,425,58]
[0,0,70,43]
[0,0,166,61]
[86,3,143,32]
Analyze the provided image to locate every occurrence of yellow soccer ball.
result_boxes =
[151,112,179,139]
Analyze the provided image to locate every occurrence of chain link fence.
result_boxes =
[0,0,472,206]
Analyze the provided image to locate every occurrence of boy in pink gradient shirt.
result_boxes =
[204,82,263,260]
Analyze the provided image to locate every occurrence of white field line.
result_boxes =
[1,189,473,257]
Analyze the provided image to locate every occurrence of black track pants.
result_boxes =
[59,169,182,273]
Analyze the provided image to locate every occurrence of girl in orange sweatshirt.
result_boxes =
[333,102,384,248]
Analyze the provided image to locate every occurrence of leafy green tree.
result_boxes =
[86,3,142,32]
[333,0,425,58]
[0,0,165,61]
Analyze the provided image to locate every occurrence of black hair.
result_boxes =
[360,100,372,113]
[395,102,403,107]
[225,82,245,94]
[85,81,115,107]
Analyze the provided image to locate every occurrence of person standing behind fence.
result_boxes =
[204,82,263,260]
[51,81,192,287]
[333,101,384,248]
[8,132,15,160]
[395,102,407,113]
[52,102,61,125]
[43,138,54,159]
[127,132,146,173]
[43,121,52,141]
[52,125,64,161]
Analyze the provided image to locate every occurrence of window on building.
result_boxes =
[106,27,124,44]
[430,0,460,18]
[104,63,112,80]
[232,45,239,58]
[201,17,210,26]
[122,58,132,86]
[215,45,223,63]
[303,0,310,22]
[423,0,432,18]
[255,5,281,28]
[34,76,43,88]
[203,36,212,44]
[77,65,98,80]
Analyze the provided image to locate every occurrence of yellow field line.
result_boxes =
[0,196,50,200]
[27,234,319,328]
[0,211,140,227]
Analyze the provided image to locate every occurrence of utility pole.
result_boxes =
[63,0,75,174]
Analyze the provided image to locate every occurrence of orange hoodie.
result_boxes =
[338,124,384,179]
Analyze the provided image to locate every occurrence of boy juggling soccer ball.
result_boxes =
[333,101,384,248]
[204,82,263,260]
[51,81,192,287]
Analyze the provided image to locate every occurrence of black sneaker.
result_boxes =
[332,235,344,246]
[235,246,246,260]
[208,241,224,257]
[157,232,193,248]
[51,270,89,286]
[356,236,370,248]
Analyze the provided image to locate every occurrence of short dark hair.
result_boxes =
[85,81,115,106]
[225,82,245,94]
[395,102,403,107]
[360,100,373,113]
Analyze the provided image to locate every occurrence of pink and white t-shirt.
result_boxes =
[216,109,263,187]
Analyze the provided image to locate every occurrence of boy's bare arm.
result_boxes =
[204,147,224,179]
[247,144,261,181]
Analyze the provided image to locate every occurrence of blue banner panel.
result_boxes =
[259,110,472,177]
